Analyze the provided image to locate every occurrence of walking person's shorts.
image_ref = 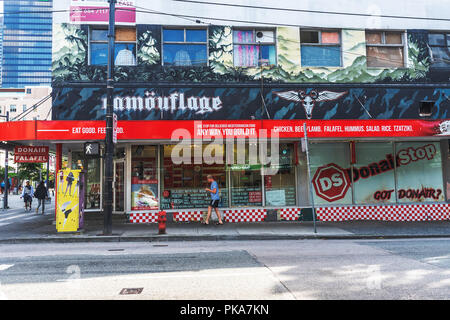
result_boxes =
[209,200,219,208]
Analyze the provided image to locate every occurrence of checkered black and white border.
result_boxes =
[278,208,302,221]
[317,204,450,222]
[223,209,267,222]
[173,211,204,222]
[129,212,159,224]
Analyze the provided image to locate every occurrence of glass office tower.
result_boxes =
[1,0,52,88]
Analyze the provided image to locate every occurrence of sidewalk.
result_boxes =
[1,195,450,243]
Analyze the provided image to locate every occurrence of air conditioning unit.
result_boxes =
[256,30,274,43]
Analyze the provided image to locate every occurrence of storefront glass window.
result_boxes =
[71,152,101,210]
[353,142,396,204]
[264,143,296,206]
[229,144,263,207]
[86,159,101,209]
[161,144,228,209]
[309,143,352,205]
[131,146,159,210]
[395,142,445,203]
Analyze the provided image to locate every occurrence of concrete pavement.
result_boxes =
[0,239,449,299]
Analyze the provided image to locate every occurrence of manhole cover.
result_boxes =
[119,288,143,295]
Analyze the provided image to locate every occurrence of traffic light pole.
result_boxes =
[103,0,116,235]
[1,112,9,210]
[303,122,317,234]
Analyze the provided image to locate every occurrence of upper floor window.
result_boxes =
[163,28,208,66]
[233,29,276,67]
[90,27,137,66]
[428,33,450,68]
[9,105,16,113]
[300,30,341,67]
[366,31,405,68]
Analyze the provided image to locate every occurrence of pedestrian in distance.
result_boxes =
[21,181,34,212]
[35,181,48,214]
[203,175,224,226]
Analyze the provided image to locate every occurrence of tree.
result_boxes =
[0,166,16,181]
[17,163,42,184]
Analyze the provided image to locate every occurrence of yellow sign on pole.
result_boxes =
[56,169,82,233]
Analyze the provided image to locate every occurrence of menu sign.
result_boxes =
[161,188,229,210]
[231,187,262,207]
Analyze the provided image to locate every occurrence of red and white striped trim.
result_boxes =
[223,209,267,223]
[317,204,450,222]
[173,211,204,222]
[278,208,302,221]
[129,212,158,224]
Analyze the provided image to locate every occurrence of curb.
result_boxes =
[1,233,450,244]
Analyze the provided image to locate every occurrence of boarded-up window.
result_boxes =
[366,31,404,68]
[116,28,136,42]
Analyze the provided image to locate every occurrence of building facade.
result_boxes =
[1,0,449,223]
[1,0,53,88]
[0,87,52,122]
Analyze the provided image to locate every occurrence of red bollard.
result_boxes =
[158,211,167,234]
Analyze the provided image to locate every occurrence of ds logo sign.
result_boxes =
[312,163,350,202]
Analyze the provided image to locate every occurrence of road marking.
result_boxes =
[0,213,35,222]
[24,216,39,221]
[56,270,271,282]
[0,265,14,271]
[0,211,26,218]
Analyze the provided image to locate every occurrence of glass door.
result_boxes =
[113,161,125,212]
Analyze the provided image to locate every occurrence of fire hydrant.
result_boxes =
[158,211,167,235]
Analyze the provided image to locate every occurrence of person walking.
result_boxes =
[204,175,223,225]
[35,181,48,214]
[21,181,34,211]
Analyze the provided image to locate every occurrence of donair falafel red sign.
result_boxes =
[312,142,445,203]
[14,146,49,163]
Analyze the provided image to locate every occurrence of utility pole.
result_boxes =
[103,0,116,235]
[46,156,50,187]
[2,112,9,209]
[303,122,317,234]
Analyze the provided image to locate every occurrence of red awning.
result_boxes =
[0,119,448,142]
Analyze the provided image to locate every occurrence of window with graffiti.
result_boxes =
[309,142,353,205]
[310,141,445,205]
[353,142,396,204]
[395,142,444,203]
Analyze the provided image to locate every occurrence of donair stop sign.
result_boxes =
[312,163,350,202]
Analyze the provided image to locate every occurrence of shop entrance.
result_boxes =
[113,160,125,212]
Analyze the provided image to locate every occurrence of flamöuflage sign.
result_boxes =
[14,146,49,163]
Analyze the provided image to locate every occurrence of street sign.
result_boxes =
[14,146,49,163]
[84,142,100,157]
[113,113,118,144]
[312,163,350,202]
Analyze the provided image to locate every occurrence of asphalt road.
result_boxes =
[0,239,449,300]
